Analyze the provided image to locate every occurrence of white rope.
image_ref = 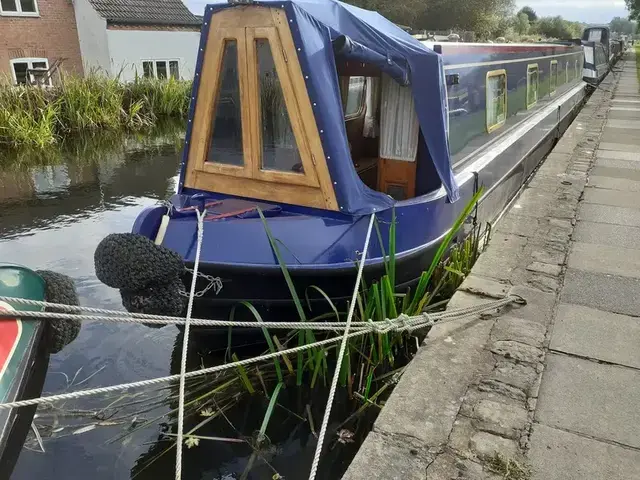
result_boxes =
[175,208,205,480]
[308,214,375,480]
[0,295,521,414]
[0,296,521,331]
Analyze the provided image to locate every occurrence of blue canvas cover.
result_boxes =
[196,0,459,214]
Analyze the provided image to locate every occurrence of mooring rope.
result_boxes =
[0,298,521,412]
[308,214,375,480]
[0,296,521,331]
[175,207,206,480]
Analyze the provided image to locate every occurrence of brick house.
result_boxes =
[0,0,84,85]
[73,0,202,81]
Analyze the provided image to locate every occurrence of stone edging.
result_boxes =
[343,69,619,479]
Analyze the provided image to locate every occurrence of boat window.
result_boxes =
[207,40,244,167]
[526,64,538,109]
[550,61,558,94]
[575,59,580,79]
[486,70,507,133]
[343,76,366,119]
[256,38,303,174]
[565,62,570,83]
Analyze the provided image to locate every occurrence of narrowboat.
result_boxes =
[582,26,611,84]
[130,0,586,321]
[0,266,50,480]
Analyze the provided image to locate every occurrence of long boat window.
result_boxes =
[550,61,558,95]
[486,69,507,133]
[575,59,580,79]
[565,61,570,83]
[527,64,538,109]
[207,40,244,166]
[256,38,303,174]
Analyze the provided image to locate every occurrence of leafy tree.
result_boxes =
[514,12,530,35]
[346,0,515,38]
[627,0,640,21]
[518,6,537,23]
[610,16,637,35]
[533,16,583,39]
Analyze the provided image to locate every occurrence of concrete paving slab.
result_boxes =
[568,242,640,279]
[551,304,640,368]
[562,268,640,318]
[574,221,640,250]
[529,424,640,480]
[606,119,640,129]
[595,157,640,170]
[609,108,640,114]
[598,142,640,153]
[591,165,640,181]
[579,203,640,226]
[588,176,640,192]
[601,130,640,145]
[535,353,640,448]
[583,187,640,208]
[596,149,640,161]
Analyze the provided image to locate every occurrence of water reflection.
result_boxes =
[2,130,185,479]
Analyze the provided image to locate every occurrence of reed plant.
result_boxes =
[32,191,487,478]
[0,74,191,148]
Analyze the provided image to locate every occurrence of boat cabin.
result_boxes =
[179,0,456,215]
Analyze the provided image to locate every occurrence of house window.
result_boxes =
[0,0,38,15]
[10,58,50,86]
[141,60,180,79]
[526,64,538,109]
[486,70,507,133]
[550,60,558,94]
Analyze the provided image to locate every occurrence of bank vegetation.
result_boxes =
[0,75,191,148]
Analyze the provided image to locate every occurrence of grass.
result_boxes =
[0,74,191,148]
[486,453,532,480]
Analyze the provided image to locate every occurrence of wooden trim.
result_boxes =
[486,69,507,134]
[247,26,319,187]
[185,6,339,211]
[192,170,329,209]
[271,8,338,210]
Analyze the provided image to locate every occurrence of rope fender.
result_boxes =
[94,233,186,317]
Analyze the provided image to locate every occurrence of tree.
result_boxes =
[610,16,637,35]
[627,0,640,21]
[518,6,537,23]
[514,12,530,35]
[533,16,583,40]
[345,0,516,38]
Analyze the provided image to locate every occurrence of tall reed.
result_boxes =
[0,74,191,148]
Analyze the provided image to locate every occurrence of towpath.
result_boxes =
[344,50,640,479]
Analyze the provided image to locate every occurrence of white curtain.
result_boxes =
[363,77,380,138]
[379,74,419,161]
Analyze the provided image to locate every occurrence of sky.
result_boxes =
[184,0,630,25]
[515,0,629,24]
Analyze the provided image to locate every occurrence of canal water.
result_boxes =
[1,132,365,479]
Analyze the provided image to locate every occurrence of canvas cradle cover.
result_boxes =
[185,0,460,214]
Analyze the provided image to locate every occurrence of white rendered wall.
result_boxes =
[72,0,111,75]
[106,29,200,82]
